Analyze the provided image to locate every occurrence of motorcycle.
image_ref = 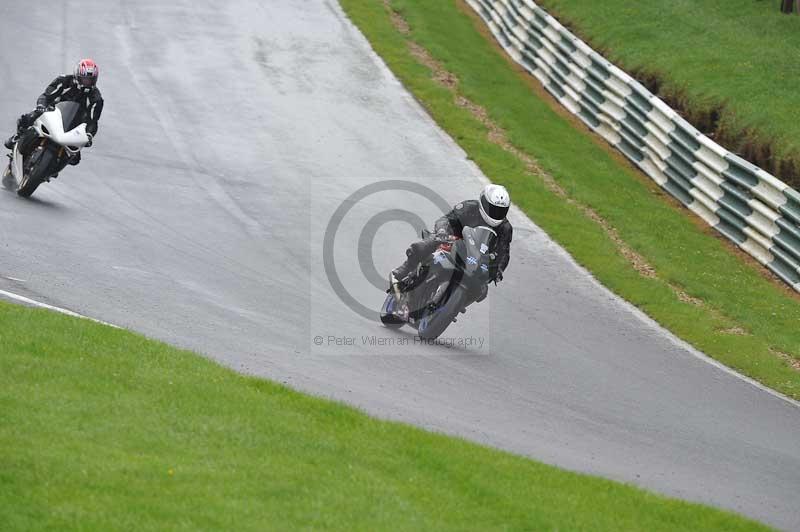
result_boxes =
[3,101,91,197]
[380,225,498,340]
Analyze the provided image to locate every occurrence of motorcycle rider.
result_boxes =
[390,184,512,299]
[5,59,103,177]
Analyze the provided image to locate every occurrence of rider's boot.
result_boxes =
[389,252,416,295]
[4,134,18,150]
[389,271,404,301]
[389,240,431,298]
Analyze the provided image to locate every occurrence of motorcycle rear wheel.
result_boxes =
[2,163,13,189]
[379,293,405,329]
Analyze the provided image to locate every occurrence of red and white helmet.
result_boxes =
[74,58,99,92]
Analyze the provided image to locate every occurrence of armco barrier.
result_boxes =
[466,0,800,292]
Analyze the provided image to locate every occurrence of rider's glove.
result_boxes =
[86,133,93,148]
[494,269,503,283]
[435,231,457,244]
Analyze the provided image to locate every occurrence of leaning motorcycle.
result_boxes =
[3,102,91,197]
[380,225,498,340]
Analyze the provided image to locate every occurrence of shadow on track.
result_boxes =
[380,326,488,357]
[21,194,65,210]
[2,176,67,211]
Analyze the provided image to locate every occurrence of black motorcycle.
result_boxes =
[380,225,498,339]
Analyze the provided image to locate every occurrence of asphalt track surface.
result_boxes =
[1,1,798,529]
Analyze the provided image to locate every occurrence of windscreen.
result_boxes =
[459,226,498,276]
[55,101,86,131]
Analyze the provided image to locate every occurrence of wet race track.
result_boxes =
[0,1,798,529]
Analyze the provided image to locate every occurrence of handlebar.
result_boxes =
[435,234,460,243]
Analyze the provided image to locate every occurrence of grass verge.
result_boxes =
[535,0,800,187]
[0,300,770,530]
[338,0,800,398]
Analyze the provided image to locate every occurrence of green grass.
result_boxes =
[0,301,769,531]
[535,0,800,185]
[338,0,800,398]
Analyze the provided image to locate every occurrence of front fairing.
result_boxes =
[410,226,497,320]
[56,101,86,131]
[455,226,497,283]
[34,103,89,150]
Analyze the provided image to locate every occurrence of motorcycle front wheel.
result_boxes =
[417,285,469,340]
[17,149,52,198]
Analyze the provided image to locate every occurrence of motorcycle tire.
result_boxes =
[417,285,468,340]
[17,149,52,198]
[2,163,13,189]
[379,293,405,329]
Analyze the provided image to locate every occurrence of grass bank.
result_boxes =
[536,0,800,188]
[0,301,768,530]
[338,0,800,398]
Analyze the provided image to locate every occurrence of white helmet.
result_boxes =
[478,184,510,227]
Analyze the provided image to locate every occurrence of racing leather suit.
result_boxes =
[11,75,103,173]
[393,199,512,284]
